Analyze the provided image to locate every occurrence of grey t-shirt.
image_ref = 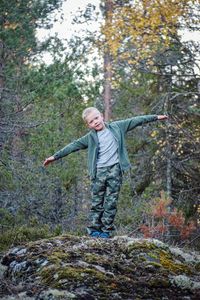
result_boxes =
[97,128,119,168]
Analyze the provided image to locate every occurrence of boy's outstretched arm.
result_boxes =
[116,114,169,133]
[43,156,55,167]
[157,115,168,120]
[43,133,89,167]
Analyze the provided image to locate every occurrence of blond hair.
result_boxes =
[82,107,101,121]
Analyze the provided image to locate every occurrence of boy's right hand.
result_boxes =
[43,156,55,167]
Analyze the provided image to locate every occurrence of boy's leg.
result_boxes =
[101,163,122,235]
[87,168,107,235]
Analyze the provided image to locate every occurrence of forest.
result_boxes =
[0,0,200,251]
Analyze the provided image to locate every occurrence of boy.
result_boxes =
[43,107,168,238]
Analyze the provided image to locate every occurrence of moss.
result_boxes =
[55,233,81,243]
[40,264,110,289]
[48,250,70,265]
[84,252,100,262]
[148,278,170,288]
[55,267,110,289]
[57,266,85,281]
[84,252,109,265]
[195,262,200,272]
[28,233,79,249]
[147,252,160,260]
[83,268,107,281]
[127,241,156,253]
[127,243,161,264]
[141,251,162,268]
[159,250,191,274]
[127,243,193,275]
[98,274,137,294]
[40,265,58,285]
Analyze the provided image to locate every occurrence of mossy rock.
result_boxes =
[1,235,200,299]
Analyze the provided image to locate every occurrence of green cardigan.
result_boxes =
[53,115,158,179]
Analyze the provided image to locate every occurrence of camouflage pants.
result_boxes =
[87,163,122,235]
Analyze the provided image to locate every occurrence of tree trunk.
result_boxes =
[164,79,173,201]
[103,0,113,121]
[103,51,112,121]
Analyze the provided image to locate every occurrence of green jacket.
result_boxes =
[53,115,158,179]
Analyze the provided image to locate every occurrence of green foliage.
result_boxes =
[0,208,15,227]
[111,30,200,232]
[0,164,14,191]
[0,211,55,251]
[0,0,91,237]
[0,225,54,252]
[0,0,199,246]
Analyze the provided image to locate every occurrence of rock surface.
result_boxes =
[0,234,200,299]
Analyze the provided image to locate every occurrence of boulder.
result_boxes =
[1,235,200,299]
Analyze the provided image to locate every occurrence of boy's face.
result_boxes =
[85,110,105,131]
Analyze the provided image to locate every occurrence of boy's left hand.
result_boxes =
[157,115,168,120]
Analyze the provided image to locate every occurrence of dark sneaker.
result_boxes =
[99,232,110,238]
[90,231,101,237]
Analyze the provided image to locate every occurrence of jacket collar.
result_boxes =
[90,122,109,134]
[90,129,98,144]
[90,122,109,144]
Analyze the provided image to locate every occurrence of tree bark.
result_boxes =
[103,0,113,121]
[103,51,112,121]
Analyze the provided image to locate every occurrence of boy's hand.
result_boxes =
[157,115,168,120]
[43,156,55,167]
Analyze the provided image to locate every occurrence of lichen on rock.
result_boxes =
[0,234,200,299]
